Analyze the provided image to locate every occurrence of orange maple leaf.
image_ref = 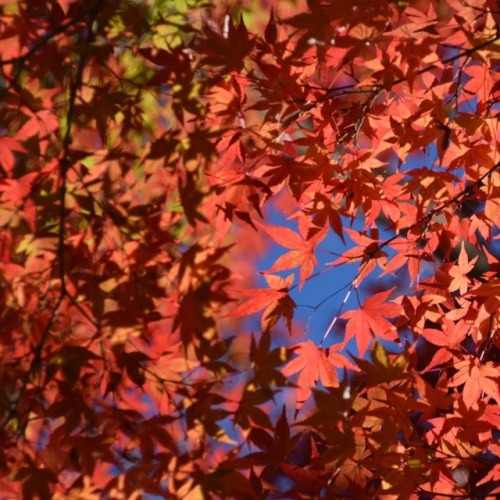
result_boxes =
[450,357,500,408]
[448,242,478,295]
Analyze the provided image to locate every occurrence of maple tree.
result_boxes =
[0,0,500,498]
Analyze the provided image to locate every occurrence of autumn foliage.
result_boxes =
[1,0,500,497]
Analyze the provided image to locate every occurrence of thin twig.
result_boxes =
[319,277,358,347]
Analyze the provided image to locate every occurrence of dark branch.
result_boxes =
[0,5,100,435]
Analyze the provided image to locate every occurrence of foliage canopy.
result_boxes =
[0,0,499,498]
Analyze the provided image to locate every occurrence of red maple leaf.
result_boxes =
[0,136,26,176]
[341,287,401,357]
[281,340,357,409]
[477,463,500,487]
[260,222,326,287]
[226,274,296,332]
[420,319,470,371]
[448,242,478,295]
[470,278,500,296]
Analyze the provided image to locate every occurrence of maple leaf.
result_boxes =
[450,357,500,408]
[413,374,453,418]
[381,237,423,285]
[394,4,438,39]
[0,136,26,176]
[260,222,326,287]
[449,141,495,171]
[330,228,387,285]
[281,340,356,409]
[470,279,500,296]
[15,109,59,143]
[307,192,345,243]
[56,0,77,15]
[0,173,40,205]
[341,287,401,357]
[264,9,278,46]
[420,319,470,371]
[448,242,478,295]
[195,14,255,74]
[226,274,296,333]
[462,64,498,111]
[477,463,500,487]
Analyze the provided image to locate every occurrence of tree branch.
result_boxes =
[0,5,99,435]
[0,14,86,67]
